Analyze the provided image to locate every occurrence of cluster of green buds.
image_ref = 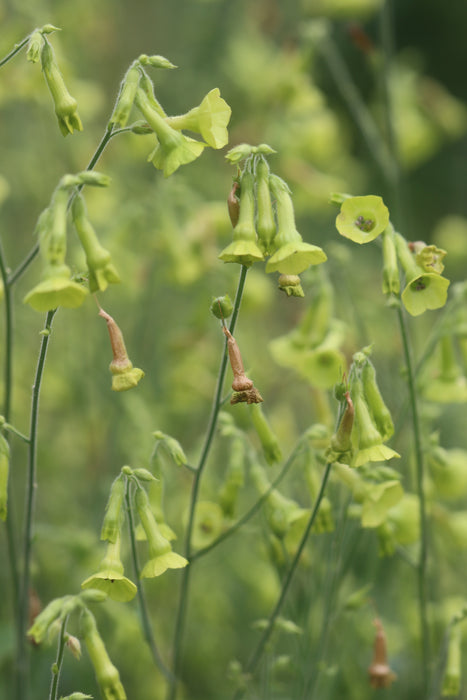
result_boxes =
[26,25,83,136]
[80,465,187,605]
[220,144,327,294]
[333,193,450,316]
[108,54,231,177]
[327,348,399,468]
[23,171,116,312]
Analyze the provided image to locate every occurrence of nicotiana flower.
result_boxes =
[72,195,120,293]
[361,359,394,441]
[152,430,188,468]
[100,474,125,543]
[135,88,205,177]
[255,157,276,255]
[381,226,400,296]
[81,535,137,602]
[395,232,450,316]
[351,376,399,467]
[108,60,140,129]
[40,39,83,136]
[249,403,282,465]
[266,175,326,274]
[98,308,144,392]
[80,608,127,700]
[166,88,231,149]
[23,262,88,312]
[277,274,304,297]
[135,487,188,578]
[368,618,397,689]
[219,170,264,266]
[335,195,389,244]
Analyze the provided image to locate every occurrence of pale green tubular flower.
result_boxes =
[266,175,326,274]
[351,375,399,467]
[81,534,137,602]
[80,608,127,700]
[166,88,231,149]
[219,170,264,266]
[40,39,83,136]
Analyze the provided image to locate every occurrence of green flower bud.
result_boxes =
[28,595,75,644]
[100,475,125,543]
[219,171,264,266]
[166,88,231,149]
[152,430,187,467]
[66,634,82,660]
[135,487,188,577]
[361,360,394,440]
[210,294,234,320]
[381,226,400,296]
[255,158,276,255]
[395,233,450,316]
[41,40,83,136]
[108,62,140,129]
[80,608,127,700]
[72,195,120,293]
[335,195,389,244]
[249,404,282,465]
[26,30,44,63]
[266,175,327,274]
[327,391,354,464]
[98,308,144,392]
[81,535,137,602]
[351,376,400,467]
[0,433,10,521]
[225,143,276,164]
[135,89,205,177]
[138,54,177,69]
[62,171,111,188]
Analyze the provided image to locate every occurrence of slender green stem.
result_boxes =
[2,423,30,444]
[232,462,333,700]
[396,304,430,690]
[190,442,307,562]
[0,235,20,607]
[8,127,117,286]
[16,309,57,700]
[166,265,248,700]
[48,615,69,700]
[125,480,174,682]
[313,31,396,185]
[0,36,29,68]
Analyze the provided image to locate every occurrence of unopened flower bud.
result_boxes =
[278,274,304,298]
[368,618,397,689]
[80,608,127,700]
[210,294,233,320]
[41,39,83,136]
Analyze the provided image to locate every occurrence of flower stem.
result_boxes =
[16,309,57,700]
[231,461,333,700]
[190,442,307,562]
[8,127,117,286]
[396,304,431,692]
[48,615,69,700]
[125,480,174,682]
[166,265,248,700]
[0,35,29,68]
[0,235,20,608]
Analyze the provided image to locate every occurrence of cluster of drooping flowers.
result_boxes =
[219,144,327,296]
[108,53,231,176]
[333,193,450,316]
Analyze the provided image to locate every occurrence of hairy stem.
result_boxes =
[16,309,57,700]
[48,615,69,700]
[232,461,333,700]
[0,35,29,68]
[125,480,174,682]
[166,265,248,700]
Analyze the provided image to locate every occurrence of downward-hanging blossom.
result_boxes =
[81,535,137,602]
[98,308,144,392]
[40,38,83,136]
[80,608,127,700]
[219,170,264,267]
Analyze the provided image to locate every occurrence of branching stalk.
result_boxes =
[166,265,248,700]
[48,615,69,700]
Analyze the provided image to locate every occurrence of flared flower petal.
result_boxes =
[353,443,400,468]
[168,88,231,149]
[148,133,205,177]
[401,272,450,316]
[111,367,145,392]
[140,551,188,578]
[218,239,264,266]
[24,264,87,312]
[265,241,327,275]
[81,570,137,603]
[336,195,389,244]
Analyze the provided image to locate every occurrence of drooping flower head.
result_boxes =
[40,38,83,136]
[219,170,264,267]
[80,608,127,700]
[98,307,144,392]
[81,534,137,602]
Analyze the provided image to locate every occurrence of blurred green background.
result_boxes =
[1,0,467,698]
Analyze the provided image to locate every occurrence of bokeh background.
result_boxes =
[1,0,467,698]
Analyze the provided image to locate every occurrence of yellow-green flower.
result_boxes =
[135,89,205,177]
[219,170,264,266]
[81,536,137,602]
[41,39,83,136]
[166,88,231,149]
[335,195,389,244]
[351,377,399,467]
[24,263,88,312]
[135,487,188,578]
[80,608,127,700]
[266,175,326,274]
